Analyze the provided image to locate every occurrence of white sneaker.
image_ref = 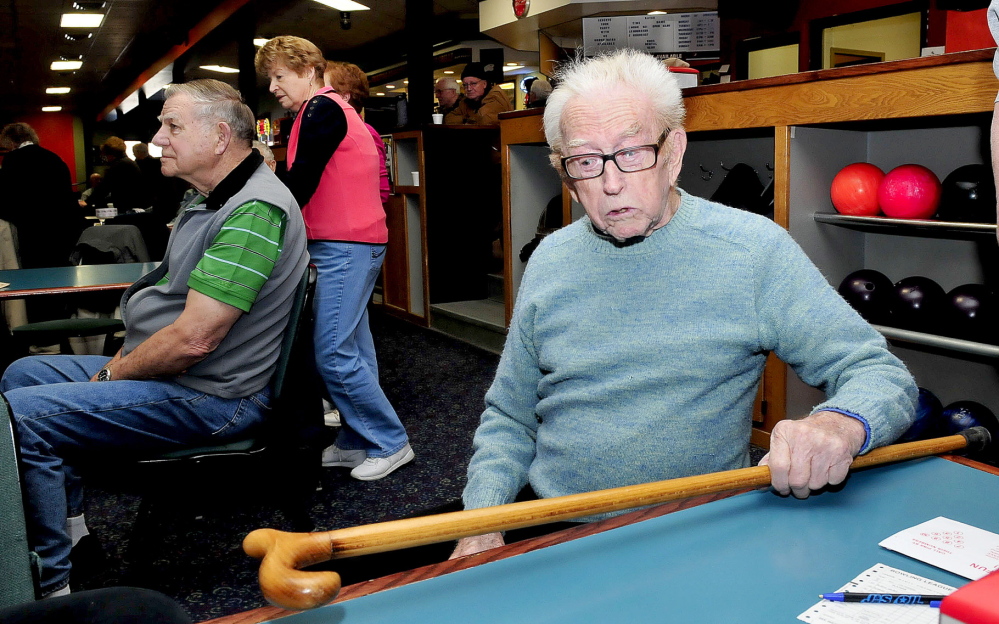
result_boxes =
[322,399,341,427]
[321,444,365,468]
[350,443,415,481]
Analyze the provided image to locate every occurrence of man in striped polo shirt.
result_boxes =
[2,79,308,598]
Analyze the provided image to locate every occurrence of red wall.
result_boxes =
[15,113,80,185]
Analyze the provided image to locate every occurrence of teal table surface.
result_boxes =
[0,263,158,298]
[272,457,998,623]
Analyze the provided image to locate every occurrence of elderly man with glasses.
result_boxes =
[446,62,512,125]
[451,49,917,559]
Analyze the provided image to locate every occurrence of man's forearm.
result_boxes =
[101,323,214,380]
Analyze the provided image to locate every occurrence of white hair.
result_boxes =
[252,140,275,162]
[435,76,459,91]
[543,49,685,165]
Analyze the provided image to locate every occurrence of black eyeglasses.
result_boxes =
[560,132,668,180]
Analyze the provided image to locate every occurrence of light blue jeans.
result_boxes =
[2,355,270,594]
[308,241,409,458]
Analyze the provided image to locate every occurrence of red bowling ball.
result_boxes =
[830,163,884,216]
[878,164,941,219]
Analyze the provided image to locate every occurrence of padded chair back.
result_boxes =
[0,395,38,606]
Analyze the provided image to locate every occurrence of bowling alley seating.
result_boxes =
[0,395,38,606]
[115,264,323,539]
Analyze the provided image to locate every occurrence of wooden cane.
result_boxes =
[243,428,991,611]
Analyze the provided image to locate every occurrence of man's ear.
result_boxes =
[665,128,687,186]
[215,121,233,155]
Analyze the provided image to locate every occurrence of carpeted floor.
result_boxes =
[67,310,769,622]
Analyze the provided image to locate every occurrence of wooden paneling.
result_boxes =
[382,194,409,313]
[685,55,996,132]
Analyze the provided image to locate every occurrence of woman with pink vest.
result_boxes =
[255,36,413,481]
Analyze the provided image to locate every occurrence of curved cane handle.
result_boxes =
[243,528,342,610]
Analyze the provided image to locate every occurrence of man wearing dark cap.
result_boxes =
[447,62,513,125]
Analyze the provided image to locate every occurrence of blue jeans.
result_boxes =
[2,355,270,594]
[308,241,408,457]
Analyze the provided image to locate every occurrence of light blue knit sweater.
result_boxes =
[463,190,917,514]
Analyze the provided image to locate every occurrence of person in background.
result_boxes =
[79,173,102,205]
[325,61,390,204]
[132,142,160,182]
[989,0,999,243]
[527,77,552,109]
[435,76,463,124]
[449,62,513,125]
[256,36,414,481]
[252,140,278,172]
[0,122,85,270]
[451,49,917,558]
[85,136,148,211]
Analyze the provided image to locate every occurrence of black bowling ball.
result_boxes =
[937,164,997,223]
[944,284,997,344]
[941,400,999,465]
[891,276,947,333]
[838,269,893,325]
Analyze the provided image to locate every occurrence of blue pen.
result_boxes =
[820,592,946,607]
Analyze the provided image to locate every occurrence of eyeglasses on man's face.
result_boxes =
[560,133,669,181]
[462,79,484,90]
[434,88,455,95]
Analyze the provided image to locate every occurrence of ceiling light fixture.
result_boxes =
[311,0,370,10]
[51,60,83,71]
[199,65,239,73]
[46,87,71,94]
[64,32,93,41]
[648,10,668,14]
[72,1,106,10]
[253,38,270,47]
[385,84,396,89]
[42,106,63,112]
[61,13,104,28]
[443,70,454,74]
[375,92,385,96]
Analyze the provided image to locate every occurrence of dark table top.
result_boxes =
[0,263,158,299]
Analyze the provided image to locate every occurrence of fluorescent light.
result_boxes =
[51,60,83,71]
[648,10,668,14]
[61,13,104,27]
[42,106,63,112]
[253,38,270,47]
[120,90,140,114]
[310,0,370,10]
[46,87,71,94]
[443,70,454,74]
[499,82,515,90]
[199,65,239,74]
[403,80,409,84]
[374,92,385,96]
[385,84,396,89]
[141,63,173,99]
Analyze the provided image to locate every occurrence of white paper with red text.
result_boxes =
[879,517,999,580]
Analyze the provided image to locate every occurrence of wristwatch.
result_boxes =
[96,367,113,382]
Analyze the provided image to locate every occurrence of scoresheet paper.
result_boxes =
[879,516,999,580]
[797,564,956,624]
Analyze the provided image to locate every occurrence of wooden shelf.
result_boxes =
[813,212,997,239]
[872,324,999,359]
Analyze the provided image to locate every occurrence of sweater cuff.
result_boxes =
[462,485,518,511]
[812,407,872,453]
